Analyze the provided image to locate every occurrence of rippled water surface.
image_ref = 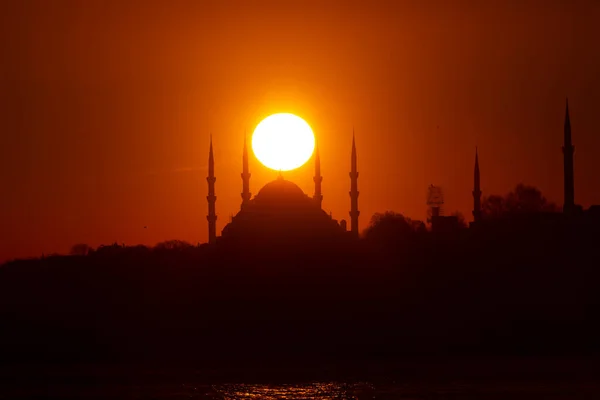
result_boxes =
[213,382,373,399]
[2,380,600,399]
[212,382,599,399]
[2,360,599,399]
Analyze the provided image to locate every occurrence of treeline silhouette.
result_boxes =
[1,184,599,372]
[481,183,559,217]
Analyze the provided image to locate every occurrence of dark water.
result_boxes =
[1,361,599,399]
[210,381,600,399]
[2,380,599,399]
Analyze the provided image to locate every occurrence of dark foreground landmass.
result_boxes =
[0,212,600,399]
[1,218,600,397]
[1,214,599,371]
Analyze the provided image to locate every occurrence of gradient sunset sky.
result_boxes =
[1,0,599,262]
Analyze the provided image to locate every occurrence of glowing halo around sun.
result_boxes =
[251,113,315,171]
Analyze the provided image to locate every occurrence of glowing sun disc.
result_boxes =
[252,113,315,171]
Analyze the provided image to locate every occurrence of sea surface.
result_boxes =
[1,380,600,399]
[1,360,599,399]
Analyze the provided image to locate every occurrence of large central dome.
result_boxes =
[220,178,346,245]
[254,178,309,205]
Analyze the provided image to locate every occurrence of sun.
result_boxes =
[252,113,315,171]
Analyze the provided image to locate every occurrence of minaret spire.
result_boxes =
[206,135,217,245]
[241,132,251,207]
[472,147,482,223]
[313,142,323,209]
[562,98,575,214]
[349,130,360,237]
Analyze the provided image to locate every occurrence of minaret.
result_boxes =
[349,132,360,237]
[562,98,575,214]
[313,143,323,209]
[241,133,251,207]
[206,135,217,245]
[472,147,482,222]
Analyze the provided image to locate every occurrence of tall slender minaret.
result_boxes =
[472,147,482,222]
[206,135,217,245]
[563,98,575,215]
[349,132,360,237]
[241,133,251,207]
[313,143,323,209]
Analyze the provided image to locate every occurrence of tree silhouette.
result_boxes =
[482,184,558,219]
[363,211,425,246]
[70,243,91,256]
[482,194,506,219]
[94,243,126,257]
[154,240,193,251]
[450,211,468,228]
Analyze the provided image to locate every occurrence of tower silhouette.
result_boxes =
[241,134,252,207]
[472,147,482,222]
[349,132,360,237]
[313,143,323,209]
[206,136,217,245]
[563,98,575,214]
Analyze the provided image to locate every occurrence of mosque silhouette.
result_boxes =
[206,133,360,246]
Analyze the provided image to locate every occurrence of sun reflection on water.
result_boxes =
[212,382,375,399]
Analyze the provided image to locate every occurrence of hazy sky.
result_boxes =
[1,0,599,261]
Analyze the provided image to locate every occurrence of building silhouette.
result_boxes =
[313,143,323,209]
[563,98,576,215]
[559,99,600,218]
[241,134,252,208]
[472,147,482,223]
[206,135,217,245]
[349,132,360,238]
[206,134,358,244]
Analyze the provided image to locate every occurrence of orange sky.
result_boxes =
[1,0,599,262]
